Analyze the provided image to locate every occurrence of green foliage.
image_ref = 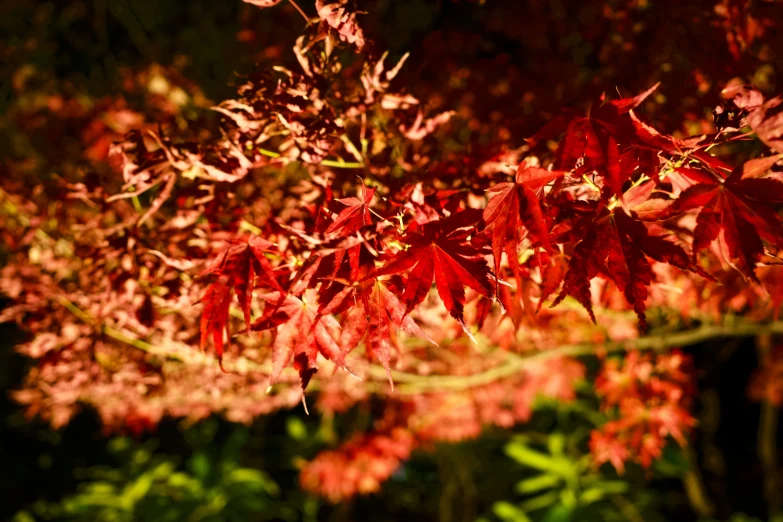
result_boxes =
[481,404,672,522]
[14,420,288,522]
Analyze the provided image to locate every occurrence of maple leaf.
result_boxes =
[251,290,343,392]
[722,83,764,112]
[551,182,702,329]
[295,232,380,309]
[199,281,234,370]
[306,240,436,388]
[628,111,734,175]
[199,236,282,369]
[537,250,568,312]
[483,163,566,282]
[335,279,436,387]
[300,427,415,502]
[604,136,645,197]
[664,156,783,280]
[528,84,660,181]
[325,185,376,236]
[400,110,455,140]
[371,211,493,338]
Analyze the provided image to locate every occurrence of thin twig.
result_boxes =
[319,158,365,169]
[256,147,365,169]
[287,0,309,22]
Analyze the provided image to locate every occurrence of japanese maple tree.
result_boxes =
[2,0,783,507]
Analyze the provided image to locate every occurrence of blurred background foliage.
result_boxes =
[2,0,783,521]
[15,423,285,522]
[4,329,780,521]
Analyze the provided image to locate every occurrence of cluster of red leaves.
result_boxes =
[299,427,415,503]
[590,351,696,474]
[186,71,783,394]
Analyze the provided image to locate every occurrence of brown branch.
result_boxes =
[55,294,783,395]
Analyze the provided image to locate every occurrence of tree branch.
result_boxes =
[54,294,783,394]
[378,320,783,394]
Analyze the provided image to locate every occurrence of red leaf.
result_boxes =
[525,113,570,146]
[252,290,342,390]
[531,85,659,174]
[326,185,376,236]
[605,137,626,196]
[665,159,783,280]
[484,165,565,283]
[726,154,782,182]
[629,112,733,175]
[373,215,494,331]
[538,252,568,311]
[199,236,282,368]
[556,118,604,171]
[337,280,436,387]
[515,164,567,190]
[606,82,660,114]
[721,83,764,110]
[199,281,233,370]
[551,222,611,324]
[552,185,703,328]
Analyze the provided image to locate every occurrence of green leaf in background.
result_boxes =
[188,451,212,482]
[515,475,560,495]
[541,504,572,522]
[14,423,286,522]
[493,501,532,522]
[286,416,308,442]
